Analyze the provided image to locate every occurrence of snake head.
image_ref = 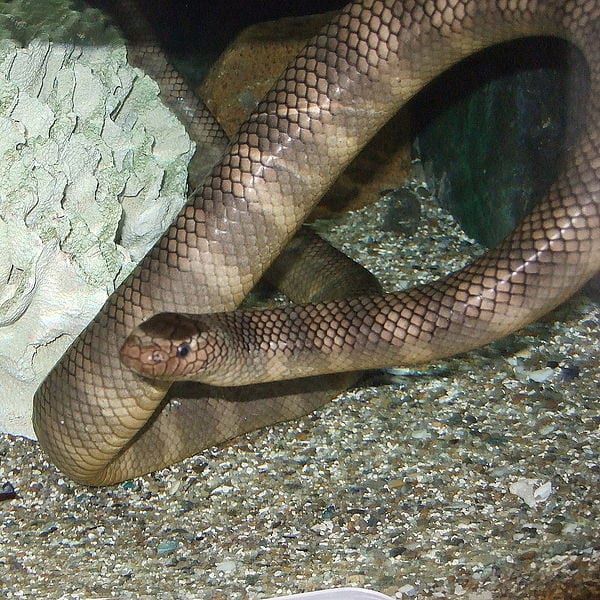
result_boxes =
[119,312,224,381]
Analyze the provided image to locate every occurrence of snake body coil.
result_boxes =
[34,0,599,485]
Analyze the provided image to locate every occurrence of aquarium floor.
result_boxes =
[1,180,598,600]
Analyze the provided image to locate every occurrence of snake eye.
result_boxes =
[176,342,191,358]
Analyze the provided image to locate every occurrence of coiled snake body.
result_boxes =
[34,0,599,485]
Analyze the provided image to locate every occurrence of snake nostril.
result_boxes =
[150,350,166,364]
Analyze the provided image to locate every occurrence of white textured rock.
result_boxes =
[0,26,195,436]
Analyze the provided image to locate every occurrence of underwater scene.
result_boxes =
[0,1,598,598]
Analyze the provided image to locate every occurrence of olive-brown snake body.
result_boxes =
[34,0,599,485]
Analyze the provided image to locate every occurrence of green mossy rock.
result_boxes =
[417,38,584,248]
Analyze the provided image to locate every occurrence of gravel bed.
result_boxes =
[1,179,598,599]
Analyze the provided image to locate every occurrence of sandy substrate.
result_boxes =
[1,181,598,599]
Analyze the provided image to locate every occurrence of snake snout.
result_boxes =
[119,334,170,377]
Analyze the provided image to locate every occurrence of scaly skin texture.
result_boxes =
[34,0,599,485]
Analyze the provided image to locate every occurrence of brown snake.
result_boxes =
[34,0,599,485]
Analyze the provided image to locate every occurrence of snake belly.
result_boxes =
[34,0,599,485]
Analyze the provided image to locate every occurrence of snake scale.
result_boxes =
[34,0,599,485]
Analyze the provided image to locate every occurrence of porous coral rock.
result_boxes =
[0,0,195,436]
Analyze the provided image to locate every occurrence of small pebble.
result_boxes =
[0,481,17,501]
[527,367,555,383]
[215,560,238,574]
[156,540,179,555]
